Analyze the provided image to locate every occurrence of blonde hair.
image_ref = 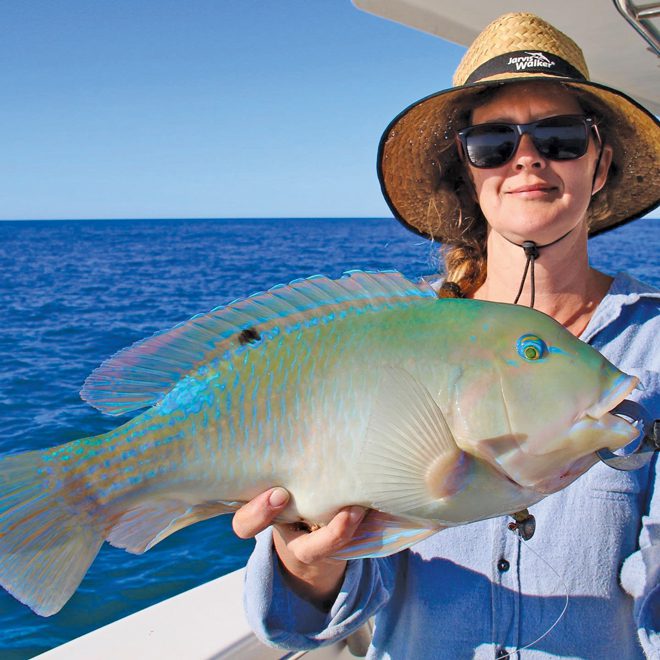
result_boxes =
[435,83,619,299]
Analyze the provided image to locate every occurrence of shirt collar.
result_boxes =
[580,272,660,342]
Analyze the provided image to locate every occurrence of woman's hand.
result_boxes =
[233,487,366,608]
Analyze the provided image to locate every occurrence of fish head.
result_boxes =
[447,301,638,491]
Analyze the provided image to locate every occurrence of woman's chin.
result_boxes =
[491,214,586,247]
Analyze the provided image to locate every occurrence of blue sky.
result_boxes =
[0,1,465,220]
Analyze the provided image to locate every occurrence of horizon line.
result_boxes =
[0,216,399,222]
[2,215,658,225]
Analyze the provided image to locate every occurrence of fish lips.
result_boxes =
[583,373,639,421]
[580,373,640,450]
[530,374,638,494]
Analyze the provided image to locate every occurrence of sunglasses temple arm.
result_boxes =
[591,137,605,195]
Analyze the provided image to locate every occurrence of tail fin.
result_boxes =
[0,450,104,616]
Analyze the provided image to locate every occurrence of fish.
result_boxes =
[0,270,637,616]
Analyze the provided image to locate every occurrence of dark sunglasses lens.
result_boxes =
[533,117,588,160]
[464,125,517,168]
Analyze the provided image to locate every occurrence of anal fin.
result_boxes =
[108,499,243,554]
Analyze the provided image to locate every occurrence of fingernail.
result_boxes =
[348,506,365,525]
[269,487,289,508]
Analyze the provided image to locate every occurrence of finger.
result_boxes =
[286,506,366,564]
[232,487,290,539]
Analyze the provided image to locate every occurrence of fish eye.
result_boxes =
[517,335,547,361]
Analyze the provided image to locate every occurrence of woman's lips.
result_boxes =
[506,184,558,198]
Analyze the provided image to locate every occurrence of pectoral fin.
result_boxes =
[358,367,471,513]
[331,510,442,559]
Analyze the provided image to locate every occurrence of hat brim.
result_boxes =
[378,76,660,242]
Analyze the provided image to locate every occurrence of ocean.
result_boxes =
[0,217,658,658]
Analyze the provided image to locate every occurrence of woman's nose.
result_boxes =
[514,133,546,169]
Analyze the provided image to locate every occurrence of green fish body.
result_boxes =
[0,271,637,616]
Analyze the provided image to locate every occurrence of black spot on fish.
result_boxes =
[238,327,261,345]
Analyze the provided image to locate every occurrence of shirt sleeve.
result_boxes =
[586,285,660,658]
[243,527,396,650]
[620,450,659,658]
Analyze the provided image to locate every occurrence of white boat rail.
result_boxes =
[613,0,660,55]
[352,0,660,113]
[34,568,364,660]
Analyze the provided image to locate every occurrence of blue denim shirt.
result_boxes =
[244,272,660,659]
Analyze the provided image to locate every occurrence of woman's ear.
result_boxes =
[592,143,613,195]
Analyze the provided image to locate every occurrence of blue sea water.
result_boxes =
[0,217,658,658]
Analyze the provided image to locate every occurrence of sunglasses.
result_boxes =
[456,115,599,169]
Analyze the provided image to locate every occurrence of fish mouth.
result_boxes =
[583,373,639,420]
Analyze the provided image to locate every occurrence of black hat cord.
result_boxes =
[508,233,574,308]
[512,240,541,307]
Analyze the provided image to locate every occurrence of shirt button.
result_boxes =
[497,558,510,572]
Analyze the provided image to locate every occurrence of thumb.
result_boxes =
[232,487,290,538]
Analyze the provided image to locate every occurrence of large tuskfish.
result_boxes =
[0,271,637,616]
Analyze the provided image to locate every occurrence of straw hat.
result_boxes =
[378,12,660,241]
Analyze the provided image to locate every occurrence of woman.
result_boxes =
[234,13,659,658]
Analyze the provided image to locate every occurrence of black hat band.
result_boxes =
[465,50,588,84]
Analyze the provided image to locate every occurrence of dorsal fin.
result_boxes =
[81,270,437,416]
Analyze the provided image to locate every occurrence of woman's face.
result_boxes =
[466,83,611,246]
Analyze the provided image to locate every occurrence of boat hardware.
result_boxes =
[597,399,659,470]
[612,0,660,55]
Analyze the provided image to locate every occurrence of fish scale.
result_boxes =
[0,270,638,616]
